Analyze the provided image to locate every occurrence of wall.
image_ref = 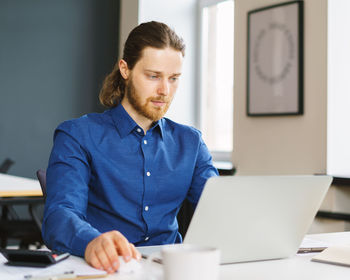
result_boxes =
[233,0,327,175]
[233,0,350,233]
[0,0,119,178]
[119,0,139,58]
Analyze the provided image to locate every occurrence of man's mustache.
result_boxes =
[148,96,171,103]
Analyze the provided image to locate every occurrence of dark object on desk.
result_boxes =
[297,247,327,254]
[214,161,236,176]
[317,210,350,221]
[314,175,350,223]
[1,248,70,267]
[218,167,236,176]
[332,176,350,186]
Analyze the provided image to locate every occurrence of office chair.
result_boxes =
[0,158,15,174]
[36,169,47,198]
[177,166,236,238]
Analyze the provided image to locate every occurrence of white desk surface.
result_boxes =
[218,231,350,280]
[0,173,42,197]
[110,231,350,280]
[1,232,350,280]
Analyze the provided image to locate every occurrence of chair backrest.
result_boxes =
[36,169,47,198]
[0,158,15,174]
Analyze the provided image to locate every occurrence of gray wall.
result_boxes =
[0,0,120,178]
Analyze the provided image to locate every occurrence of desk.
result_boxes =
[217,231,350,280]
[1,232,349,280]
[0,173,43,247]
[110,232,350,280]
[0,173,42,197]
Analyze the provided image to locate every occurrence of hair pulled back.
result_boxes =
[99,21,185,108]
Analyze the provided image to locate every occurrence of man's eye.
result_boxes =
[149,75,159,80]
[170,77,178,82]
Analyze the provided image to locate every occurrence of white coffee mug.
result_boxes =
[158,244,220,280]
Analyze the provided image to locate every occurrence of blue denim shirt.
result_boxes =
[42,104,218,256]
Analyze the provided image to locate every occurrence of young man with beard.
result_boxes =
[42,21,218,273]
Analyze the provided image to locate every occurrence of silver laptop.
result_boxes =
[139,175,332,264]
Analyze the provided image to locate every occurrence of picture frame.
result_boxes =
[247,1,303,116]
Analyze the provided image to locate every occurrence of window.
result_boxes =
[198,0,234,161]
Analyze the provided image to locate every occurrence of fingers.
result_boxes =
[101,237,120,271]
[84,230,140,274]
[96,246,115,273]
[85,232,120,273]
[112,231,132,262]
[130,243,142,260]
[89,251,103,270]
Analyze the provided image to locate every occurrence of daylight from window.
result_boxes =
[200,0,234,153]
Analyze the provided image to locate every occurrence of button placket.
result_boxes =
[141,131,156,240]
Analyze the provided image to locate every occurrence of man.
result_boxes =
[42,21,218,273]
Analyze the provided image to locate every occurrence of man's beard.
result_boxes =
[125,78,172,122]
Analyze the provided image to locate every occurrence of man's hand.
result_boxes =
[84,230,141,273]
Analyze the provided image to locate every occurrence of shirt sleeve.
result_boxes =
[186,134,219,208]
[42,123,101,257]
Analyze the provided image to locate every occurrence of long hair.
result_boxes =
[99,21,186,108]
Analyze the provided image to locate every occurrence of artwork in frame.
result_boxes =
[247,1,303,116]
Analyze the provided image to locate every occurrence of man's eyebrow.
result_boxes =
[144,69,182,76]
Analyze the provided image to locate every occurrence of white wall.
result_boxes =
[233,0,328,175]
[119,0,198,126]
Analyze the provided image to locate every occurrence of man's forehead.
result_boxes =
[136,47,183,74]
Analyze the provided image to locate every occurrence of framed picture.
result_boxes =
[247,1,303,116]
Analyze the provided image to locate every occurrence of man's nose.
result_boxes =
[157,79,170,96]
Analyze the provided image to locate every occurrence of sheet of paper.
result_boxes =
[0,253,107,280]
[312,245,350,267]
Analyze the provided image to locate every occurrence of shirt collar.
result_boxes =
[110,104,164,139]
[152,119,164,139]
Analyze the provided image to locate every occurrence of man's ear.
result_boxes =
[119,59,129,79]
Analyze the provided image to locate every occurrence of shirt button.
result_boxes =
[145,206,149,211]
[146,171,151,176]
[144,237,149,241]
[143,140,147,145]
[136,128,141,133]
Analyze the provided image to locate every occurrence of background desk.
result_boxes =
[0,173,43,247]
[0,173,42,197]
